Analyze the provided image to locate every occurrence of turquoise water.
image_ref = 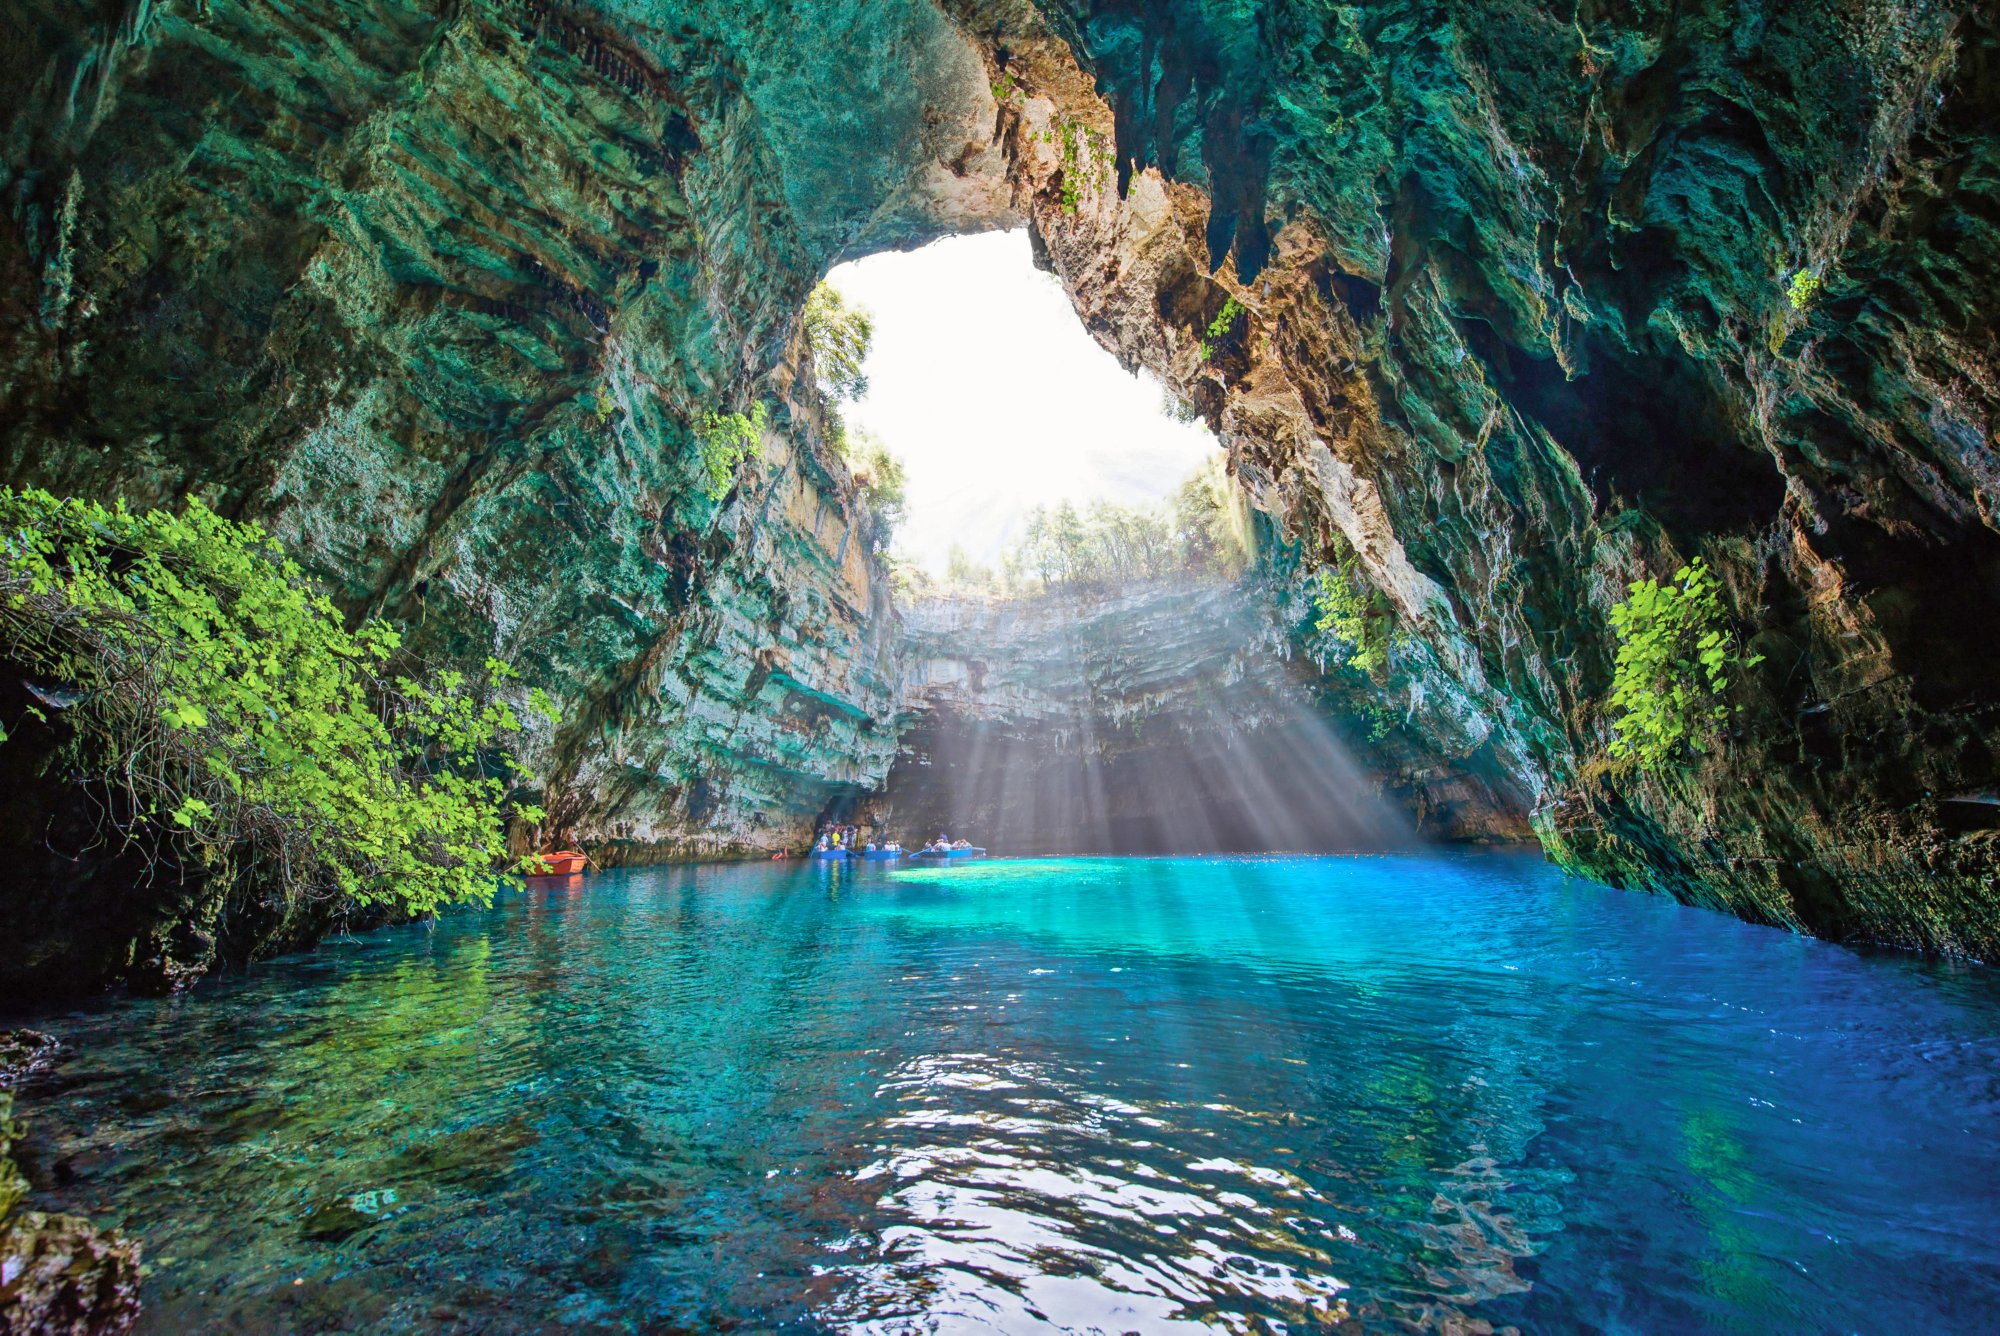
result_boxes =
[13,853,2000,1332]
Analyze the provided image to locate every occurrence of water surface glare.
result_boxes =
[14,854,2000,1332]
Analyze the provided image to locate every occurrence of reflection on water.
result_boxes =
[11,854,2000,1332]
[825,1051,1355,1333]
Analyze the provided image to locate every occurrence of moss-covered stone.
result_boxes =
[0,1044,140,1335]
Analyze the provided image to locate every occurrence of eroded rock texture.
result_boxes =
[886,580,1525,852]
[2,0,1997,966]
[0,1046,141,1336]
[967,0,2000,953]
[0,0,1014,983]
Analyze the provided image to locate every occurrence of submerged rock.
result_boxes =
[0,1209,142,1336]
[0,1034,59,1087]
[0,1057,140,1335]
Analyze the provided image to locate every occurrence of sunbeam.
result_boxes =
[883,582,1410,856]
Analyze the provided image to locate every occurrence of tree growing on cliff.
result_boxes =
[802,282,873,404]
[1000,459,1251,595]
[0,490,551,922]
[1312,553,1392,683]
[694,402,769,501]
[846,426,907,548]
[1606,557,1762,770]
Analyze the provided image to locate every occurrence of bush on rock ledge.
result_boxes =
[0,490,553,957]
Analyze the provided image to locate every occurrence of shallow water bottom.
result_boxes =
[13,853,2000,1332]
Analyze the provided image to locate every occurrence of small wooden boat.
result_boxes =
[862,848,904,861]
[809,846,851,860]
[531,850,589,876]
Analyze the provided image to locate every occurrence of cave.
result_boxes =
[2,0,1999,1328]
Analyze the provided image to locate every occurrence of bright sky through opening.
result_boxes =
[825,231,1219,577]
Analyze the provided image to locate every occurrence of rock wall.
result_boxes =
[2,0,1997,962]
[950,0,2000,955]
[0,1034,139,1335]
[886,578,1529,850]
[0,0,1016,878]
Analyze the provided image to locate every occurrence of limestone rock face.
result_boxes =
[0,0,1014,982]
[888,580,1529,850]
[966,0,2000,954]
[0,1209,142,1336]
[2,0,1998,967]
[0,1068,140,1336]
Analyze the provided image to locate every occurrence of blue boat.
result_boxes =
[861,848,903,861]
[809,846,851,861]
[910,846,986,863]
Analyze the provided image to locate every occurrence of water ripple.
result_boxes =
[7,854,2000,1332]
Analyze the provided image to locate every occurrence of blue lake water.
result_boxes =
[12,853,2000,1332]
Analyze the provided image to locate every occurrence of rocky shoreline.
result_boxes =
[0,1031,140,1335]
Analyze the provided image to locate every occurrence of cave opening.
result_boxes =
[809,230,1408,857]
[816,229,1226,590]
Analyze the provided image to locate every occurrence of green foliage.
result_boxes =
[846,427,907,549]
[1606,557,1763,770]
[1200,297,1244,360]
[1036,117,1111,214]
[1172,453,1254,578]
[592,385,617,424]
[1002,459,1250,594]
[802,282,873,404]
[1313,559,1390,679]
[694,402,768,501]
[0,1092,24,1223]
[0,490,553,918]
[946,543,994,589]
[1785,269,1822,312]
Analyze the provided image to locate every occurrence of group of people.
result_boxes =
[811,823,904,854]
[810,823,980,856]
[813,823,861,852]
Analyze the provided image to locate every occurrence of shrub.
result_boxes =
[1172,454,1253,578]
[1785,269,1821,312]
[1606,557,1762,770]
[945,544,996,590]
[0,490,550,918]
[1313,560,1389,679]
[1034,117,1111,214]
[694,402,769,501]
[1200,297,1243,360]
[847,427,907,547]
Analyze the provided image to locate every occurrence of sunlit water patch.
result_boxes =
[11,854,2000,1331]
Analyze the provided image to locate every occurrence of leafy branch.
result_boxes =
[694,402,769,501]
[1606,557,1762,770]
[0,490,555,925]
[1200,297,1244,360]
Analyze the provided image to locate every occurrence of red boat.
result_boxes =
[530,850,589,876]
